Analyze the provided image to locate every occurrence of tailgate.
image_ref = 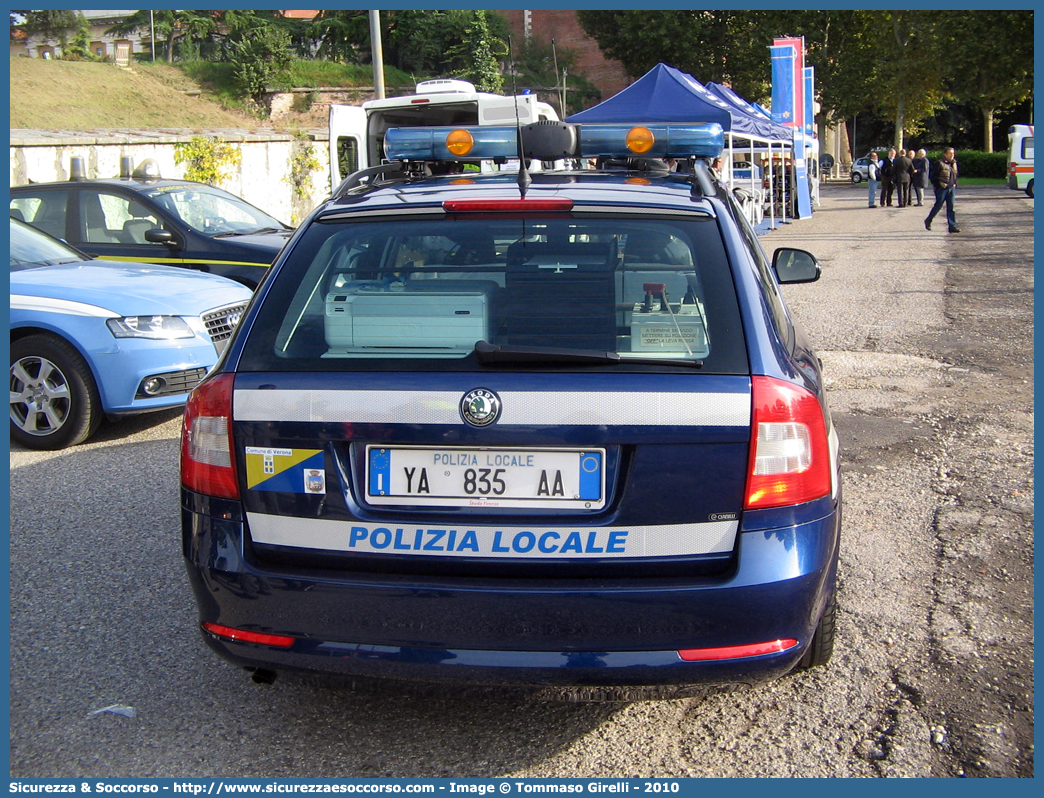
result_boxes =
[232,371,751,575]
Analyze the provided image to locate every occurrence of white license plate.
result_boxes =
[366,446,605,509]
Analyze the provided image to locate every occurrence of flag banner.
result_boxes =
[769,45,795,125]
[804,66,815,137]
[795,150,812,219]
[773,37,805,129]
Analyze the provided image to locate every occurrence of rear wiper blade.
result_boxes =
[472,340,702,368]
[213,227,289,238]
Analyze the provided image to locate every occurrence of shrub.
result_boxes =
[174,136,241,186]
[285,133,321,200]
[927,150,1007,179]
[291,91,316,114]
[230,27,294,112]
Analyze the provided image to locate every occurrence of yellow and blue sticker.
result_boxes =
[245,447,325,494]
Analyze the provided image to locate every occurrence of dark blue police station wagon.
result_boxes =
[181,121,841,697]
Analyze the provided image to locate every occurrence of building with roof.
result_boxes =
[11,11,143,63]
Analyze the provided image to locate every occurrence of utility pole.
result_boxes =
[369,10,385,99]
[551,38,563,116]
[562,67,568,117]
[149,10,155,63]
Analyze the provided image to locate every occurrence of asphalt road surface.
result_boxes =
[9,183,1033,778]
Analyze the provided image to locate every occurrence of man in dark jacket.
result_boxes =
[912,149,931,206]
[892,149,914,207]
[925,147,960,232]
[880,148,896,206]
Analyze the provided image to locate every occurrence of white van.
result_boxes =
[1006,124,1033,198]
[328,79,560,191]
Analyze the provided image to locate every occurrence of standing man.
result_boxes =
[912,148,931,206]
[925,146,960,233]
[867,151,881,207]
[880,148,896,206]
[892,148,914,207]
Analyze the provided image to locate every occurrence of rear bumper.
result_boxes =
[182,490,840,687]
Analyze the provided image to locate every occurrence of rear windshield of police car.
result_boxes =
[237,214,748,373]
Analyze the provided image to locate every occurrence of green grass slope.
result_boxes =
[10,58,261,130]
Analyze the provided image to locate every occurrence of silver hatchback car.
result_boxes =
[850,157,870,183]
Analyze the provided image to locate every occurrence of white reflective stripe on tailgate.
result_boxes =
[247,513,739,558]
[234,389,750,426]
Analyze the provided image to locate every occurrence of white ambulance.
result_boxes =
[1006,124,1033,198]
[328,79,560,191]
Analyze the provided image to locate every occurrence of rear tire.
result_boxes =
[796,590,836,669]
[10,334,102,450]
[1026,180,1033,199]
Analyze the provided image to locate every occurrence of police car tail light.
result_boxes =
[744,376,830,510]
[203,622,294,648]
[678,638,798,661]
[181,373,239,499]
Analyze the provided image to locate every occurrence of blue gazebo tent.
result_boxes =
[705,82,791,140]
[567,63,780,141]
[568,63,797,225]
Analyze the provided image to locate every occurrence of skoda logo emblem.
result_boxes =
[461,388,501,427]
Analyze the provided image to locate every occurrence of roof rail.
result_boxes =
[690,160,718,198]
[333,162,407,199]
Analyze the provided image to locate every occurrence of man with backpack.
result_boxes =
[925,147,960,233]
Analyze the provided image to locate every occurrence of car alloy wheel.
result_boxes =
[9,334,101,449]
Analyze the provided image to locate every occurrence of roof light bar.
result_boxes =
[581,124,724,160]
[383,123,725,164]
[385,126,516,162]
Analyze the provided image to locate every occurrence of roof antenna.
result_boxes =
[508,36,531,198]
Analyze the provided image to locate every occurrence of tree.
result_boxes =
[447,11,505,92]
[106,10,216,62]
[384,10,444,73]
[62,13,93,60]
[384,10,510,80]
[508,35,601,117]
[230,26,294,111]
[772,12,877,121]
[10,9,28,28]
[870,12,948,151]
[942,11,1034,151]
[576,10,780,103]
[21,10,80,49]
[310,10,369,63]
